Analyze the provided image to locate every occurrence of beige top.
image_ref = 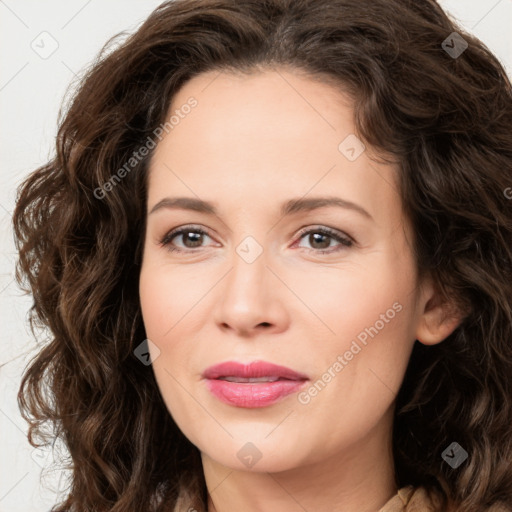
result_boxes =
[379,486,441,511]
[379,486,511,512]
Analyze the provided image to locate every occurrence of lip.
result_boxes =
[202,360,309,408]
[203,361,309,381]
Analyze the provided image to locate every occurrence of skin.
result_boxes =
[139,68,461,512]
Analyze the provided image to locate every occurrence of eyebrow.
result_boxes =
[149,196,372,220]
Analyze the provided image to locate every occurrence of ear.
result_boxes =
[415,276,464,346]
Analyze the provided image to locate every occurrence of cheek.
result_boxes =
[139,260,207,339]
[139,268,204,436]
[304,252,417,392]
[139,261,205,375]
[298,255,414,345]
[139,266,187,394]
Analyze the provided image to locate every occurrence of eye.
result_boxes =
[159,225,354,255]
[159,225,214,253]
[293,226,353,254]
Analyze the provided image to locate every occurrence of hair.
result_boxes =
[11,0,512,510]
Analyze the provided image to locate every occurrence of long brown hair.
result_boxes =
[12,0,512,510]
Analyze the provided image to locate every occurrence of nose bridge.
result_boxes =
[226,232,269,301]
[213,227,285,332]
[222,204,272,282]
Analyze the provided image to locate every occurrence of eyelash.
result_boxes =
[159,224,353,255]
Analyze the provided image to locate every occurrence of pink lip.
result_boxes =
[202,361,309,408]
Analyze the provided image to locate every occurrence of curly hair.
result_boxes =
[12,0,512,510]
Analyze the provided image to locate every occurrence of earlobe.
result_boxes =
[415,279,464,346]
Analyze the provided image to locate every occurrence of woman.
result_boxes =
[13,0,512,510]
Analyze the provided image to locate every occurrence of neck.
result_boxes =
[202,410,397,512]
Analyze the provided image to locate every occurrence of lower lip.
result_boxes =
[205,378,308,408]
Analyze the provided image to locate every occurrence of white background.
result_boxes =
[1,1,511,510]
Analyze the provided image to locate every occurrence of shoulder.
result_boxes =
[403,485,443,511]
[379,485,439,511]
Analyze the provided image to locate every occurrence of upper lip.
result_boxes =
[202,361,309,381]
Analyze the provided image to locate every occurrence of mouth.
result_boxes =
[202,361,309,408]
[217,376,288,383]
[202,360,309,381]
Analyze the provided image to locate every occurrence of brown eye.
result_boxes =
[160,226,213,253]
[295,227,353,254]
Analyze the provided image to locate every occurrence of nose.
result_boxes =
[213,244,289,337]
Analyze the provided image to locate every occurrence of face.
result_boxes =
[139,68,436,474]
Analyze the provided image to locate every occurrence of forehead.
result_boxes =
[166,68,355,154]
[147,68,403,230]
